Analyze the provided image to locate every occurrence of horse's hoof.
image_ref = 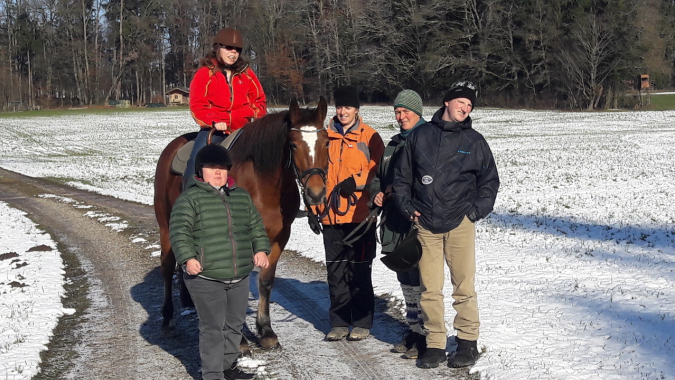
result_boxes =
[260,336,281,350]
[239,345,252,357]
[161,320,176,338]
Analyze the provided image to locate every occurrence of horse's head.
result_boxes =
[288,97,329,206]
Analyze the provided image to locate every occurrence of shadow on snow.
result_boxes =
[130,266,413,378]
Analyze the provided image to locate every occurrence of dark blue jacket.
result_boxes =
[392,107,499,234]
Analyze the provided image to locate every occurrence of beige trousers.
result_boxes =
[417,216,478,348]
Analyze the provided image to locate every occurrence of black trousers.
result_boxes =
[322,223,376,329]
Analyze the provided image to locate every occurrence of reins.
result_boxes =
[339,206,381,247]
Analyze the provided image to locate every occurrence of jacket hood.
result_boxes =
[430,106,472,132]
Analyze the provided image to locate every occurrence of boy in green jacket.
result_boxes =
[170,144,270,380]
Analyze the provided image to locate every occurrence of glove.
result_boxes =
[308,214,323,235]
[467,207,480,223]
[335,176,357,197]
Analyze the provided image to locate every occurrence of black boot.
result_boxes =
[448,337,479,368]
[416,347,446,369]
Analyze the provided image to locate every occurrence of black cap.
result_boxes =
[442,81,478,107]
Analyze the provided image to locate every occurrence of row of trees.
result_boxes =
[1,0,675,111]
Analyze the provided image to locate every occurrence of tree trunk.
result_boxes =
[68,28,83,106]
[82,0,91,104]
[27,50,32,109]
[135,69,140,106]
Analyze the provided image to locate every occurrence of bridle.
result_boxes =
[289,126,328,191]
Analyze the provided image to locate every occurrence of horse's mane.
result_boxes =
[229,111,290,176]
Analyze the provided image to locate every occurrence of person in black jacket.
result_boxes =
[392,81,499,369]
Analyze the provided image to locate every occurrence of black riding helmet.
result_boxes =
[195,144,232,178]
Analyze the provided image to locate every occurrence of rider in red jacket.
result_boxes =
[183,27,267,188]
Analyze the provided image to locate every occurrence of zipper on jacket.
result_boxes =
[225,71,235,116]
[200,247,205,269]
[432,129,444,225]
[221,193,238,277]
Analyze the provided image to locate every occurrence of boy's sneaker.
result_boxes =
[223,363,256,380]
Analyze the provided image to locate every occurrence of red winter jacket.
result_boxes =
[189,62,266,131]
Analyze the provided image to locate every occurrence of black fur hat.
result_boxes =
[334,86,360,108]
[195,144,232,177]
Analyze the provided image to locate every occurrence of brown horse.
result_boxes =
[154,98,329,349]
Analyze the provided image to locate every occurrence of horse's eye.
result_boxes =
[325,141,330,147]
[290,143,298,150]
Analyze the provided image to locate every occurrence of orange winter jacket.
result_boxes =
[314,116,385,225]
[189,62,266,131]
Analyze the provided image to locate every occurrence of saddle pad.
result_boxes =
[171,129,243,175]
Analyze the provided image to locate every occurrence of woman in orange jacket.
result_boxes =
[313,85,385,342]
[183,27,267,188]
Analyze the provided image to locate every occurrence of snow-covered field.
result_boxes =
[0,106,673,380]
[0,202,74,379]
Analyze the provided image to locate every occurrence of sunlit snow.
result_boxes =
[0,106,673,379]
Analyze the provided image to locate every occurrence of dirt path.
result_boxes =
[0,167,477,380]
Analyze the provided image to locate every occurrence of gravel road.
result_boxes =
[0,167,477,380]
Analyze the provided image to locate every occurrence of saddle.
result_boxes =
[171,128,243,175]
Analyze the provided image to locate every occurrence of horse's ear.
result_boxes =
[289,98,300,125]
[317,96,328,124]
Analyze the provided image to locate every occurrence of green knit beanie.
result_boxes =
[394,90,423,116]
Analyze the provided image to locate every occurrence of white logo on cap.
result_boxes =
[422,175,433,185]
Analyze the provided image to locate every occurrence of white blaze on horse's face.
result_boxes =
[297,125,319,162]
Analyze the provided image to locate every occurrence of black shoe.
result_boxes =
[448,337,479,368]
[223,364,256,380]
[416,347,446,369]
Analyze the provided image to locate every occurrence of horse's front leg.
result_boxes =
[159,228,177,336]
[257,244,282,349]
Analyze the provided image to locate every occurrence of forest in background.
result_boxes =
[1,0,675,111]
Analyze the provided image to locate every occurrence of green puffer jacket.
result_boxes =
[169,176,271,280]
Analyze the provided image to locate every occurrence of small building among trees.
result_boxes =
[166,87,190,105]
